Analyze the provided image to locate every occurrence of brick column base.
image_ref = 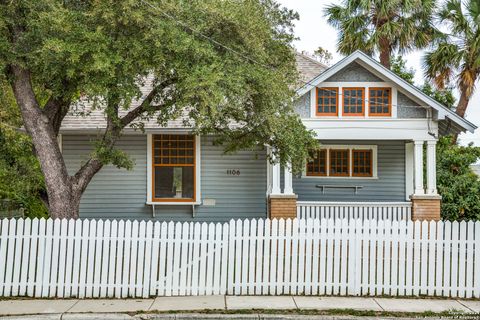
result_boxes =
[269,194,297,219]
[410,194,442,221]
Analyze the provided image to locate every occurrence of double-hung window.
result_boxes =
[152,134,196,202]
[306,146,376,178]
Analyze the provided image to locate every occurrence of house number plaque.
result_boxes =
[226,169,240,176]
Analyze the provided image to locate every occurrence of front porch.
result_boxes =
[267,139,441,221]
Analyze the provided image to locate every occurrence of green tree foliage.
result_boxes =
[313,47,333,65]
[0,0,318,218]
[437,137,480,221]
[324,0,436,68]
[0,80,47,218]
[423,0,480,120]
[391,56,480,220]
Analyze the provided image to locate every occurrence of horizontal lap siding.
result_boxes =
[195,136,267,219]
[62,135,267,221]
[293,140,406,202]
[63,135,152,219]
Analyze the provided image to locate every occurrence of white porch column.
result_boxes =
[283,162,294,195]
[426,140,437,194]
[413,140,425,195]
[271,155,282,195]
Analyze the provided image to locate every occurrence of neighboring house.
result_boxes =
[472,164,480,176]
[59,51,476,221]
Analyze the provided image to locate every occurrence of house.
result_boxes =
[472,164,480,176]
[59,51,476,221]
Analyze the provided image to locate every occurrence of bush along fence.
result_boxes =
[0,217,478,298]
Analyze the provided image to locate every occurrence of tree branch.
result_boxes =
[73,77,177,194]
[120,77,177,128]
[43,97,71,136]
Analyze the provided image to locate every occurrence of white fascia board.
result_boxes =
[297,50,477,133]
[303,118,438,140]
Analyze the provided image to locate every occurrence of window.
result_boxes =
[329,149,349,176]
[316,88,338,116]
[304,145,377,178]
[352,149,373,177]
[306,149,327,176]
[343,88,365,116]
[152,134,195,202]
[369,88,391,116]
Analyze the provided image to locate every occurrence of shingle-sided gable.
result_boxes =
[324,61,383,82]
[297,50,476,133]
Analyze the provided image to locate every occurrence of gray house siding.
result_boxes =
[294,91,310,118]
[397,92,427,118]
[63,134,267,221]
[293,140,406,202]
[324,62,384,82]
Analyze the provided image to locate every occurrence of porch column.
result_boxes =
[410,140,441,221]
[268,155,297,220]
[283,162,294,195]
[271,156,281,195]
[426,140,437,194]
[413,140,424,195]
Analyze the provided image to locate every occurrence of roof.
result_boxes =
[60,52,328,132]
[295,52,328,83]
[297,50,477,134]
[61,75,189,131]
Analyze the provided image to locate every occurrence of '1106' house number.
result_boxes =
[227,169,240,176]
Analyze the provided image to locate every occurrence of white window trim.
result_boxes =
[311,82,397,119]
[146,133,201,205]
[302,144,378,179]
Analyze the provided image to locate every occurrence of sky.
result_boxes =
[277,0,480,146]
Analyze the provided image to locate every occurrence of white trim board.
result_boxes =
[297,50,476,133]
[302,119,438,140]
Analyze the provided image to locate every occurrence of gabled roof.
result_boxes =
[297,50,476,133]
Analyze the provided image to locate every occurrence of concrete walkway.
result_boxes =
[0,296,478,318]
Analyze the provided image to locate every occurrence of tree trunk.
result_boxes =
[455,88,470,118]
[379,37,391,69]
[10,66,80,219]
[451,85,471,144]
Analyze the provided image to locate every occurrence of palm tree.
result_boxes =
[424,0,480,120]
[324,0,436,68]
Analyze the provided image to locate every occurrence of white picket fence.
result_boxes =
[297,201,412,221]
[0,217,479,299]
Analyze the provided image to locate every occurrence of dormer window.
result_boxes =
[369,88,391,116]
[316,88,338,116]
[342,88,365,116]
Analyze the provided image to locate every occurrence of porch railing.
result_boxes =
[297,201,412,221]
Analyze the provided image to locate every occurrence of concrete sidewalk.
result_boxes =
[0,296,478,318]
